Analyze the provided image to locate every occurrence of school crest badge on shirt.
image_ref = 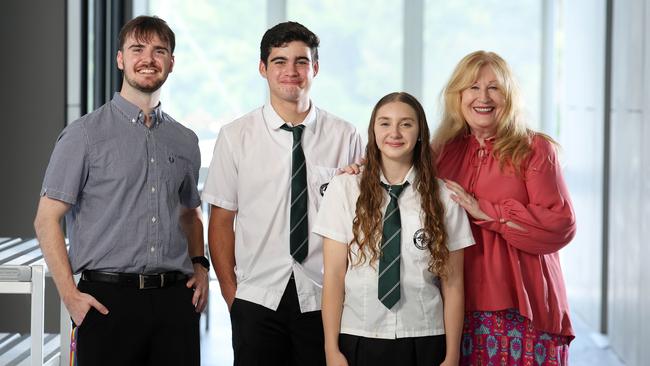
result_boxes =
[413,228,428,250]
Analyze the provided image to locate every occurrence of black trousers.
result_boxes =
[230,278,326,366]
[75,279,200,366]
[339,333,446,366]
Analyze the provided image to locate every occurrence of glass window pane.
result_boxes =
[288,0,403,133]
[148,0,267,167]
[423,0,542,130]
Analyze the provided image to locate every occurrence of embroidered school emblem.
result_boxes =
[413,228,428,250]
[319,183,329,196]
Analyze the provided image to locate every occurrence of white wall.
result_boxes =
[607,1,650,365]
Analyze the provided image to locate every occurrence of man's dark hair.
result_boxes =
[260,21,319,66]
[118,15,175,53]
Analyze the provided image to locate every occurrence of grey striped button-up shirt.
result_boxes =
[41,93,201,275]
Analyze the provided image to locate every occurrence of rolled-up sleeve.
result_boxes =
[40,122,88,205]
[179,136,202,209]
[441,186,476,252]
[202,128,238,211]
[313,175,352,245]
[349,130,365,164]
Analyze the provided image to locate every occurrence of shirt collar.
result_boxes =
[111,92,164,126]
[263,101,317,132]
[379,165,416,186]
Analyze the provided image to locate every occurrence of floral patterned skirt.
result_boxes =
[460,309,570,366]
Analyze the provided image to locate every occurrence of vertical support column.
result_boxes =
[91,0,133,109]
[68,0,83,124]
[403,0,423,101]
[265,0,286,102]
[80,0,89,115]
[93,1,107,109]
[267,0,287,28]
[110,0,133,96]
[641,1,650,363]
[601,0,613,335]
[540,0,556,136]
[30,265,45,366]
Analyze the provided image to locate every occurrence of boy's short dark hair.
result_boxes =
[118,15,175,53]
[260,21,319,66]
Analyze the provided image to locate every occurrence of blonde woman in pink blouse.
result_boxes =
[433,50,576,365]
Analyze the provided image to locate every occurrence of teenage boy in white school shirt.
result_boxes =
[201,21,363,366]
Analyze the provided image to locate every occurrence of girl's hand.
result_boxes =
[337,158,366,175]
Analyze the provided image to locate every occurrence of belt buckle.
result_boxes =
[138,274,160,290]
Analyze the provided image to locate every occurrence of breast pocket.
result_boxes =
[161,149,189,192]
[308,165,338,210]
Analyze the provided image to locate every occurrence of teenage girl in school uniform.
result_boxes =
[314,92,475,366]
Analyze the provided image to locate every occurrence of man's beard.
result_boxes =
[124,72,168,93]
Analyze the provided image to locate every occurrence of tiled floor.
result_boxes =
[199,280,626,365]
[568,313,625,366]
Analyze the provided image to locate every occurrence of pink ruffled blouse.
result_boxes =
[436,134,576,338]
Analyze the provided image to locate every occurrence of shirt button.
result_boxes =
[151,216,157,223]
[151,186,156,193]
[151,246,155,252]
[150,158,155,163]
[131,118,136,123]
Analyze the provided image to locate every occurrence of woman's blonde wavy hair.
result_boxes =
[351,92,450,276]
[431,50,555,174]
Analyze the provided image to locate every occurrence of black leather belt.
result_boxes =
[81,270,188,290]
